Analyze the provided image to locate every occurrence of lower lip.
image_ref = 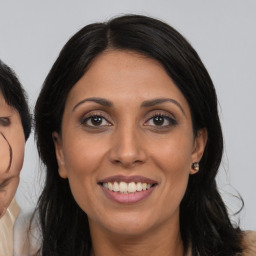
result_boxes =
[100,186,156,204]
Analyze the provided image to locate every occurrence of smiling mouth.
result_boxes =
[98,176,158,203]
[99,181,157,194]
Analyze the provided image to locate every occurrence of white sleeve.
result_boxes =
[14,210,41,256]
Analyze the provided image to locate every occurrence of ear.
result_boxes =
[52,131,68,179]
[190,128,208,174]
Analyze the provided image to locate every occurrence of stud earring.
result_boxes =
[192,162,199,172]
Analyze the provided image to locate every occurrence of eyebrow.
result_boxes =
[141,98,186,116]
[72,97,113,112]
[72,97,185,116]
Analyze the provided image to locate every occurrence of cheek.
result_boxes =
[0,134,10,173]
[159,147,190,202]
[10,139,25,174]
[62,137,106,212]
[149,133,193,209]
[63,135,106,176]
[1,124,25,174]
[151,132,193,174]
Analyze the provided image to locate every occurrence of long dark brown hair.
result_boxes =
[34,15,244,255]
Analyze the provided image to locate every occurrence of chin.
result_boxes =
[108,222,153,237]
[94,210,160,237]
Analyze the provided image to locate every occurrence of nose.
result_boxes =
[108,124,147,168]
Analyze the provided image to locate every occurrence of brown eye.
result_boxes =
[81,115,111,127]
[153,116,164,126]
[91,116,103,126]
[145,114,177,127]
[0,117,10,127]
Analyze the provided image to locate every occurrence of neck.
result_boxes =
[89,217,184,256]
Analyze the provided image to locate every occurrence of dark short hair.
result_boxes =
[35,15,243,256]
[0,59,31,140]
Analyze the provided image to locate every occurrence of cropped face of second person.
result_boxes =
[54,50,207,238]
[0,93,25,217]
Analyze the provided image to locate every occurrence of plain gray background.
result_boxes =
[0,0,255,230]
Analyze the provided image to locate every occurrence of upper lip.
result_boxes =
[98,175,158,185]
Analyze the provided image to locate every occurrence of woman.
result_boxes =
[0,59,31,255]
[31,15,255,255]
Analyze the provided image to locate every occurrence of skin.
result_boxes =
[0,93,25,218]
[54,50,207,256]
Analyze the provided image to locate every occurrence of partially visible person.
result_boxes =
[16,15,256,256]
[0,59,31,256]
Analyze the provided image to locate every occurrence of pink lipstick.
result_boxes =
[98,175,158,204]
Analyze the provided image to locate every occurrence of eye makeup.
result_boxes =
[77,106,179,133]
[143,109,178,131]
[80,110,112,126]
[77,109,113,134]
[81,114,111,127]
[146,113,177,127]
[141,97,186,117]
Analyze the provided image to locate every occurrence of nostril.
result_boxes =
[112,158,144,168]
[108,142,147,167]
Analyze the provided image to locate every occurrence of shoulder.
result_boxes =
[242,231,256,256]
[0,198,20,256]
[14,210,41,256]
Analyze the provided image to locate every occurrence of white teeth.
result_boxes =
[137,182,143,191]
[108,182,113,191]
[113,182,119,192]
[128,182,136,193]
[102,181,153,193]
[120,182,128,193]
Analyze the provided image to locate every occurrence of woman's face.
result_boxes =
[54,50,207,237]
[0,93,25,217]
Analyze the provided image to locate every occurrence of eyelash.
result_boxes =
[80,113,112,128]
[145,113,177,128]
[80,112,177,129]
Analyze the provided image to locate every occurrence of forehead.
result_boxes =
[87,50,167,83]
[66,50,190,112]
